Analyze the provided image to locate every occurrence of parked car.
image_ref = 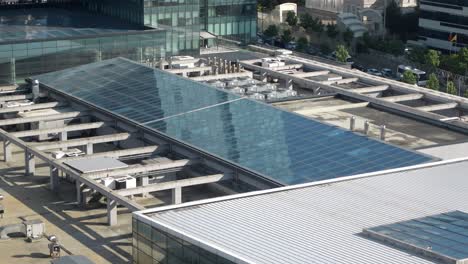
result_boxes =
[366,68,383,77]
[285,41,297,50]
[352,64,366,72]
[381,68,394,78]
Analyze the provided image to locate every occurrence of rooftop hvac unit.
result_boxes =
[114,176,136,190]
[101,177,116,189]
[249,93,266,101]
[3,100,34,108]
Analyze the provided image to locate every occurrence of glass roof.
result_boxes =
[0,8,141,44]
[365,211,468,262]
[33,58,433,185]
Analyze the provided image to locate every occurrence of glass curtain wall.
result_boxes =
[0,30,187,85]
[80,0,144,26]
[133,217,237,264]
[143,0,200,57]
[201,0,256,43]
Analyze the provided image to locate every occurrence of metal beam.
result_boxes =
[115,174,231,196]
[348,85,389,94]
[11,122,105,138]
[0,102,61,114]
[0,94,33,102]
[58,145,162,162]
[415,103,458,112]
[84,159,195,180]
[381,93,424,103]
[31,133,130,150]
[0,111,84,126]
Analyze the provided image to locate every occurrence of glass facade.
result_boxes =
[200,0,256,42]
[133,217,237,264]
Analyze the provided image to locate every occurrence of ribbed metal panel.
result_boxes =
[148,161,468,264]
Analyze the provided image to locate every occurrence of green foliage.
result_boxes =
[300,13,323,33]
[464,89,468,98]
[297,37,308,51]
[407,48,427,64]
[427,73,439,91]
[446,81,457,95]
[402,70,417,85]
[281,29,294,44]
[425,49,440,69]
[264,25,279,38]
[286,11,298,26]
[355,34,404,56]
[335,45,349,63]
[326,24,339,38]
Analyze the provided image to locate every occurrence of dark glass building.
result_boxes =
[0,0,256,84]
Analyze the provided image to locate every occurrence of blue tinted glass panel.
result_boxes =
[366,211,468,261]
[34,58,432,185]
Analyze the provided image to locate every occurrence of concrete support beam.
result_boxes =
[292,71,330,78]
[84,159,195,180]
[172,187,182,204]
[59,145,162,162]
[415,103,458,112]
[190,72,252,81]
[59,131,67,151]
[0,94,33,102]
[116,173,231,196]
[11,122,105,138]
[270,64,303,71]
[86,143,93,155]
[321,77,359,85]
[107,198,118,226]
[348,85,389,94]
[166,66,212,74]
[381,93,424,103]
[76,181,90,208]
[0,111,83,126]
[0,102,61,114]
[32,133,130,151]
[295,102,370,115]
[50,166,59,192]
[25,150,35,176]
[3,139,12,162]
[141,176,149,198]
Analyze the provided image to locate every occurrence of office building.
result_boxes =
[0,0,257,85]
[418,0,468,52]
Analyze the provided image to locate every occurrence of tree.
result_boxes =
[281,29,294,44]
[385,0,402,35]
[335,45,349,63]
[297,37,308,52]
[286,11,298,27]
[426,73,439,91]
[402,70,417,85]
[446,81,457,95]
[342,29,354,46]
[299,13,313,29]
[464,89,468,98]
[264,25,279,38]
[425,49,440,70]
[326,23,339,38]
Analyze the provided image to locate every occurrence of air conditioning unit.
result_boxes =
[114,176,136,190]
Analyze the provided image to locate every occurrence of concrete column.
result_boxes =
[75,181,91,208]
[172,186,182,204]
[50,166,59,192]
[10,57,16,85]
[350,116,356,131]
[96,50,102,62]
[380,125,386,141]
[364,121,370,135]
[25,150,35,176]
[3,139,12,162]
[107,198,118,226]
[59,131,67,151]
[141,176,149,198]
[86,143,93,155]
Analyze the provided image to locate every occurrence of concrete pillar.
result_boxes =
[380,125,386,141]
[350,116,356,131]
[172,186,182,204]
[50,166,59,192]
[32,79,40,102]
[59,131,67,151]
[236,60,240,72]
[86,143,93,155]
[25,150,35,176]
[107,198,118,226]
[364,121,370,135]
[10,57,16,85]
[96,50,102,62]
[141,176,149,198]
[76,181,90,208]
[3,139,12,162]
[159,58,165,70]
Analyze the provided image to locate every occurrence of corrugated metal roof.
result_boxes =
[140,160,468,264]
[64,157,128,173]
